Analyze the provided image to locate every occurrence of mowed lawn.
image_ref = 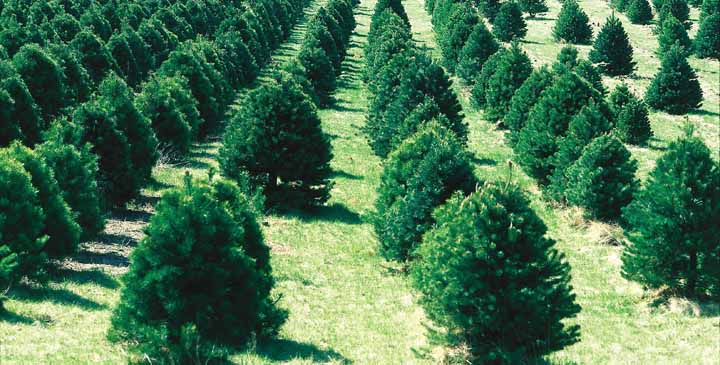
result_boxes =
[0,0,718,364]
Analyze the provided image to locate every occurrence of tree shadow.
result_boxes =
[112,208,153,224]
[98,232,139,247]
[0,309,35,325]
[471,156,498,166]
[647,137,668,151]
[286,203,363,225]
[529,16,556,21]
[521,39,544,45]
[49,267,120,290]
[9,283,106,310]
[254,339,351,364]
[330,169,362,180]
[330,103,364,113]
[146,177,174,192]
[688,108,720,118]
[73,250,130,268]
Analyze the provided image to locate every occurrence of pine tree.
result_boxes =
[493,2,528,42]
[2,142,80,259]
[622,129,720,299]
[555,45,580,69]
[298,37,337,107]
[215,31,258,88]
[700,0,718,21]
[504,66,555,146]
[109,176,286,362]
[657,15,693,55]
[478,0,502,22]
[658,0,690,29]
[0,90,21,146]
[563,135,639,221]
[694,13,720,59]
[515,69,600,184]
[412,183,581,363]
[70,30,118,83]
[47,43,92,105]
[589,15,636,76]
[645,43,703,114]
[627,0,654,24]
[609,84,653,145]
[519,0,548,18]
[373,0,409,25]
[612,0,631,11]
[456,23,500,82]
[438,3,479,71]
[97,74,159,184]
[470,47,509,108]
[305,20,342,74]
[484,43,533,122]
[575,59,607,95]
[553,0,593,44]
[12,44,66,120]
[375,122,477,262]
[0,61,44,146]
[219,75,333,208]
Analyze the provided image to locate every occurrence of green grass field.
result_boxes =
[1,0,718,364]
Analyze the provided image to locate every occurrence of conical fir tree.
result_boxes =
[374,122,478,262]
[504,66,555,146]
[645,43,703,114]
[609,84,653,145]
[553,0,593,44]
[412,183,581,363]
[470,47,509,108]
[657,15,692,55]
[622,128,720,299]
[589,15,636,76]
[563,135,639,221]
[456,23,500,82]
[493,2,528,42]
[694,13,720,59]
[658,0,690,29]
[519,0,548,18]
[438,3,479,72]
[219,74,333,209]
[627,0,654,24]
[484,42,533,122]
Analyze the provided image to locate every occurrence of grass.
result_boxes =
[0,0,718,364]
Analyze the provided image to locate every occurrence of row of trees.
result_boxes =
[365,2,582,363]
[220,0,358,209]
[0,0,313,317]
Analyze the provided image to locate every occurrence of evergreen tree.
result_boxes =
[504,66,555,146]
[298,37,336,107]
[493,2,528,42]
[0,90,21,146]
[38,121,105,241]
[700,0,718,21]
[645,43,703,114]
[0,61,44,146]
[622,129,720,299]
[412,183,581,363]
[70,30,118,83]
[609,84,653,145]
[47,43,92,105]
[575,59,607,95]
[106,33,140,88]
[563,135,639,221]
[555,45,580,69]
[456,23,500,82]
[612,0,631,11]
[124,28,155,82]
[658,0,690,29]
[97,74,159,185]
[2,142,80,259]
[478,0,502,22]
[110,176,285,362]
[694,13,720,59]
[373,0,409,25]
[553,0,593,44]
[470,47,509,108]
[484,43,533,122]
[12,44,66,120]
[519,0,548,18]
[438,3,479,71]
[215,31,259,87]
[627,0,654,24]
[365,10,412,84]
[589,15,636,76]
[219,75,333,208]
[304,20,342,74]
[657,15,693,55]
[375,122,477,262]
[515,69,600,184]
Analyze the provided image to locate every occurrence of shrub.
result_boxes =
[412,183,581,363]
[219,75,333,208]
[298,38,336,107]
[519,0,548,17]
[589,15,636,75]
[657,15,692,55]
[493,2,528,42]
[563,135,639,221]
[609,84,653,145]
[622,129,720,299]
[0,61,44,146]
[627,0,654,24]
[553,0,593,44]
[456,23,500,82]
[12,44,66,120]
[70,30,118,83]
[135,75,199,155]
[38,121,104,241]
[437,3,479,71]
[645,43,703,114]
[0,158,46,286]
[375,122,477,262]
[109,176,285,363]
[73,100,138,208]
[504,66,555,146]
[484,43,533,122]
[2,142,80,259]
[515,69,599,184]
[694,13,720,59]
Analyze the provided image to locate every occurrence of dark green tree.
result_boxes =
[484,43,533,122]
[438,3,479,71]
[412,183,581,363]
[627,0,654,24]
[12,44,66,120]
[657,15,692,55]
[219,75,333,208]
[0,61,44,146]
[47,43,92,104]
[298,38,337,107]
[456,23,500,82]
[700,0,719,21]
[70,30,118,83]
[609,84,653,145]
[553,0,593,44]
[109,176,286,363]
[589,15,636,75]
[694,13,720,59]
[658,0,690,29]
[493,2,528,42]
[645,43,703,114]
[519,0,548,17]
[375,122,477,262]
[478,0,503,21]
[470,47,509,108]
[504,66,555,146]
[622,129,720,299]
[374,0,409,25]
[106,33,140,87]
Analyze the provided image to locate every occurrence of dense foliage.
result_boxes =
[645,43,703,114]
[553,0,593,44]
[589,15,636,76]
